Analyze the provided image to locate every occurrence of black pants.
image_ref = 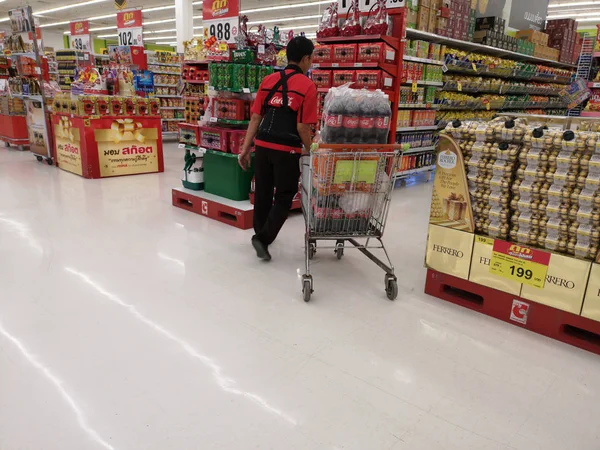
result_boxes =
[254,146,301,246]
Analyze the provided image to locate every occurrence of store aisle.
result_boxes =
[1,145,600,450]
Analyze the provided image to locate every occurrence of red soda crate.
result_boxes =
[212,98,247,121]
[332,70,355,86]
[356,42,396,63]
[354,70,381,89]
[311,69,332,88]
[313,44,333,63]
[332,44,357,63]
[199,125,229,151]
[228,129,248,154]
[179,123,201,147]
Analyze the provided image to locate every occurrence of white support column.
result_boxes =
[175,0,194,53]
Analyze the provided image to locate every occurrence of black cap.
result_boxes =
[452,119,462,128]
[532,127,544,138]
[504,119,515,129]
[498,142,509,150]
[563,130,575,141]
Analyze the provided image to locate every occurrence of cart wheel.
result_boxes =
[308,242,316,260]
[335,241,344,260]
[17,145,25,151]
[4,141,10,148]
[36,155,43,162]
[385,277,398,301]
[46,158,53,166]
[302,276,313,302]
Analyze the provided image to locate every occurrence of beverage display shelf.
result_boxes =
[398,103,437,109]
[436,102,566,111]
[403,55,444,65]
[444,60,573,84]
[394,165,435,178]
[396,125,438,132]
[402,80,443,86]
[441,82,562,96]
[148,62,181,67]
[403,145,436,154]
[316,87,395,97]
[406,28,577,69]
[317,34,400,51]
[312,61,397,77]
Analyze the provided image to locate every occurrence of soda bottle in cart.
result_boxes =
[342,90,361,143]
[321,90,344,143]
[358,92,377,144]
[374,91,392,144]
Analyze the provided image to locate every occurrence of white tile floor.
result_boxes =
[1,144,600,450]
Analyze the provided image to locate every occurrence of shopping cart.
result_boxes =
[300,144,402,302]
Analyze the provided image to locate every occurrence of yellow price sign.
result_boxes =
[489,240,551,288]
[411,81,418,93]
[471,62,477,72]
[457,81,462,92]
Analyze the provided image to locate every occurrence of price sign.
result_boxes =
[203,0,239,45]
[117,9,143,46]
[489,240,551,288]
[411,81,418,93]
[70,21,91,51]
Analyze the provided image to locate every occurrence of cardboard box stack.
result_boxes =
[408,0,476,41]
[471,16,520,52]
[545,19,580,65]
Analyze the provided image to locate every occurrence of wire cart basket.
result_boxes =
[300,144,402,302]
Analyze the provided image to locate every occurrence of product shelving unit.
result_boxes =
[147,50,184,138]
[55,50,90,91]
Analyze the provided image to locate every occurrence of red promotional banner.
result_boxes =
[117,9,142,28]
[203,0,239,20]
[70,20,89,35]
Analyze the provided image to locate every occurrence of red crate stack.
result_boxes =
[545,19,579,65]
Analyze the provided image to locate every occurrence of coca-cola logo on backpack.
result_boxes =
[268,93,297,109]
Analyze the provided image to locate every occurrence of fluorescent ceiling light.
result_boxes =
[143,5,175,12]
[570,15,600,21]
[90,25,117,32]
[247,14,321,25]
[548,1,600,7]
[40,21,71,28]
[88,13,117,20]
[98,33,118,38]
[144,18,177,25]
[145,36,177,40]
[547,11,600,18]
[241,0,330,14]
[193,26,204,29]
[156,41,178,45]
[35,0,109,15]
[144,29,177,34]
[278,23,319,31]
[192,1,203,4]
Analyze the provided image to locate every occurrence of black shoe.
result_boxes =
[252,236,271,261]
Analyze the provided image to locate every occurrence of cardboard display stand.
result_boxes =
[53,113,164,178]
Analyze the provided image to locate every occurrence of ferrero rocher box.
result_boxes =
[426,224,474,280]
[429,134,474,232]
[469,235,522,295]
[94,118,160,177]
[581,264,600,321]
[521,253,591,315]
[54,115,83,176]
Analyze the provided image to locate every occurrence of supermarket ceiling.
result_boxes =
[546,0,600,25]
[0,0,328,42]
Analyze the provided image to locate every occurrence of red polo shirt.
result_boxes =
[251,67,318,152]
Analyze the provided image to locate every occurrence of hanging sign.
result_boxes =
[70,21,91,52]
[489,241,551,289]
[8,7,33,33]
[117,9,143,46]
[203,0,239,44]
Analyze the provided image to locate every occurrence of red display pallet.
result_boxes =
[425,269,600,356]
[172,187,253,230]
[0,114,29,148]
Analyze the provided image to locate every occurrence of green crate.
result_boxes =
[232,49,255,64]
[203,150,255,201]
[232,64,247,92]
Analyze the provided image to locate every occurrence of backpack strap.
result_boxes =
[262,66,303,110]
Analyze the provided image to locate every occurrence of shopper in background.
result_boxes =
[239,36,317,261]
